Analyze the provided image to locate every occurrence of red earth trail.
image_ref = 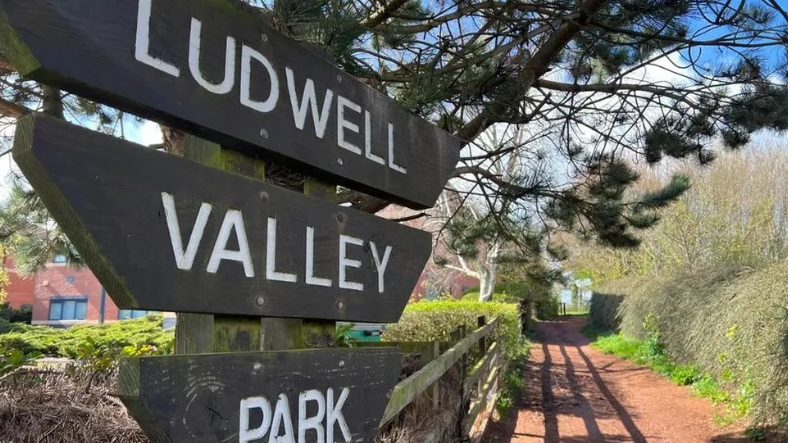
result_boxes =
[484,317,780,443]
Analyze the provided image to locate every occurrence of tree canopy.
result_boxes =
[0,0,787,273]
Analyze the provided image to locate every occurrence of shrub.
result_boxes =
[589,292,624,331]
[460,291,518,303]
[598,263,788,427]
[382,300,522,357]
[0,303,32,324]
[0,315,173,358]
[534,293,559,320]
[461,282,531,303]
[0,318,29,334]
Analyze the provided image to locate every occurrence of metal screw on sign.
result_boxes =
[336,300,345,310]
[259,191,268,202]
[259,129,268,139]
[255,296,265,306]
[336,213,345,223]
[336,74,342,83]
[337,158,344,165]
[338,360,345,368]
[261,33,268,43]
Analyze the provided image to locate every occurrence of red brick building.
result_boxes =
[5,255,157,326]
[4,257,35,310]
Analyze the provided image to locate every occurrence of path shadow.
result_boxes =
[575,345,648,443]
[534,319,648,443]
[485,319,652,443]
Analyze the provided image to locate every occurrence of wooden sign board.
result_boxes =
[0,0,460,209]
[119,348,401,443]
[13,115,432,323]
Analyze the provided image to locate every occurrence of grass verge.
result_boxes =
[494,339,531,417]
[583,325,760,435]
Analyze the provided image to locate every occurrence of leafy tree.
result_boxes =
[568,144,788,284]
[0,0,786,274]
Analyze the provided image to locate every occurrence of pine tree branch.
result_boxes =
[533,79,689,104]
[0,96,31,118]
[452,166,556,199]
[455,0,608,144]
[362,0,413,29]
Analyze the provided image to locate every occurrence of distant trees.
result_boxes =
[568,142,788,284]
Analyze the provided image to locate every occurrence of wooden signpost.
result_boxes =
[118,348,401,443]
[0,0,460,209]
[13,115,432,323]
[0,0,462,441]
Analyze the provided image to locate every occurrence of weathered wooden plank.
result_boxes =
[465,365,500,425]
[118,348,402,443]
[12,114,432,322]
[0,0,460,209]
[463,341,500,395]
[379,318,498,427]
[463,365,501,441]
[176,136,266,355]
[299,177,338,349]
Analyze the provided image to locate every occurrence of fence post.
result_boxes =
[420,340,441,410]
[477,316,487,354]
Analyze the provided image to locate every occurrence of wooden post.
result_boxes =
[175,137,264,354]
[458,325,469,443]
[174,139,336,353]
[477,316,487,354]
[298,178,337,349]
[476,316,486,398]
[421,340,441,410]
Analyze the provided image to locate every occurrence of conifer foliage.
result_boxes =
[0,0,786,272]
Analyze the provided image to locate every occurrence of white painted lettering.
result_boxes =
[240,396,272,443]
[162,192,211,271]
[326,388,351,443]
[369,242,392,293]
[337,96,362,155]
[338,235,364,291]
[207,209,255,277]
[135,0,180,77]
[286,69,334,139]
[364,111,384,165]
[388,123,407,174]
[266,218,297,282]
[241,45,280,113]
[270,394,296,443]
[305,227,332,287]
[298,389,326,443]
[189,18,236,94]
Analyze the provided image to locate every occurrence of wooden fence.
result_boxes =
[368,316,504,443]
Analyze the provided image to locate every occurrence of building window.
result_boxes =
[119,309,157,320]
[49,298,88,321]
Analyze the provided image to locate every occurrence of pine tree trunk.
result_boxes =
[41,85,63,119]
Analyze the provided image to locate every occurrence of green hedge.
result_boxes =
[382,300,521,357]
[589,292,624,331]
[597,263,788,427]
[0,315,173,358]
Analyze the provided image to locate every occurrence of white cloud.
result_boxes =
[137,120,163,146]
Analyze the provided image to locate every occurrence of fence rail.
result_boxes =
[374,316,505,442]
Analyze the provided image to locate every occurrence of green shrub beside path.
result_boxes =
[0,315,173,358]
[383,300,522,358]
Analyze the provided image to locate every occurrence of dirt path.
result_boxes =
[485,317,766,443]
